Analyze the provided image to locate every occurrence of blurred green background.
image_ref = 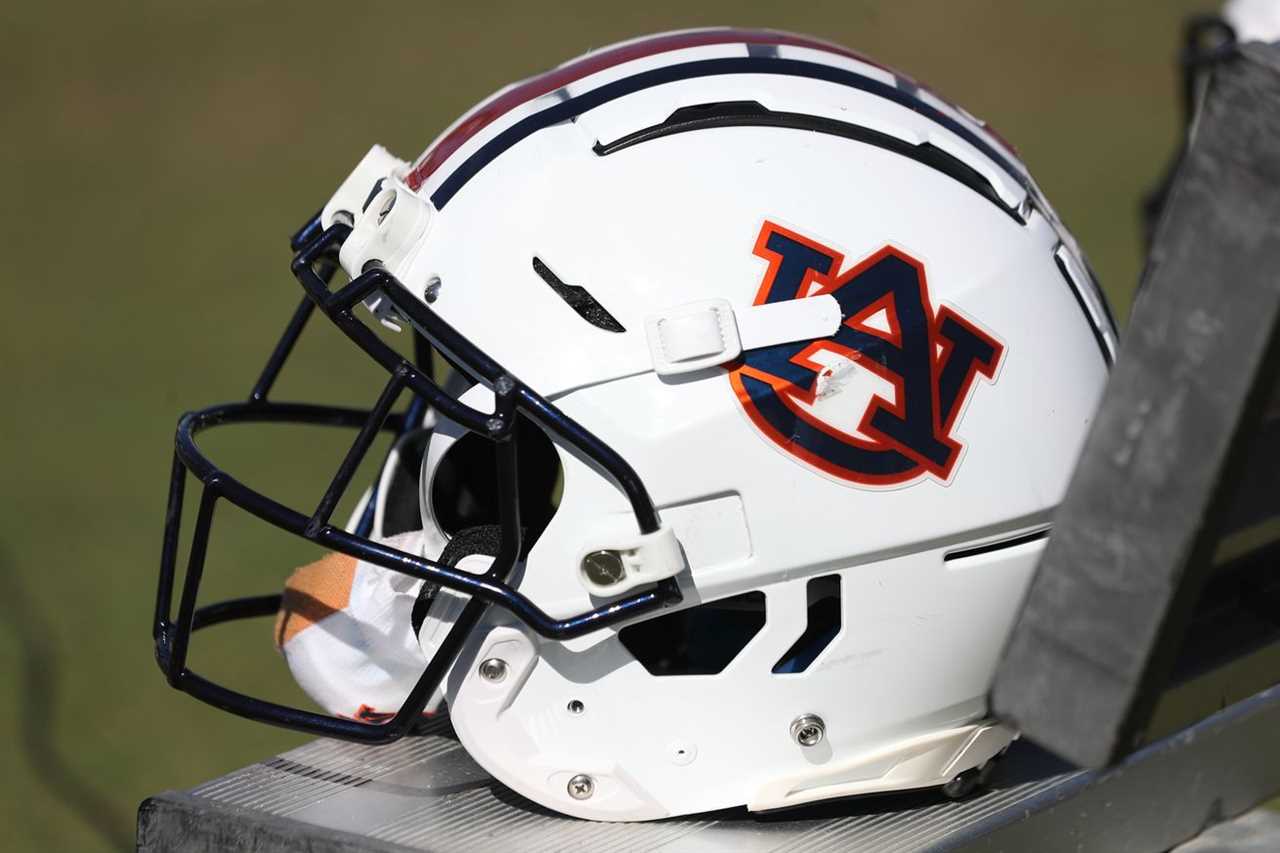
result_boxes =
[0,1,1213,849]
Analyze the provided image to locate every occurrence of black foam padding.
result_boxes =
[411,524,503,635]
[437,525,503,568]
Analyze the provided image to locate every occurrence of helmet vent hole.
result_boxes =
[429,416,562,550]
[619,591,765,676]
[376,190,397,224]
[532,257,626,333]
[772,575,842,674]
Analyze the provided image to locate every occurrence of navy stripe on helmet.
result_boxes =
[429,56,1027,210]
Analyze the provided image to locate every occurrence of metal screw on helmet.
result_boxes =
[423,275,441,303]
[567,774,594,800]
[478,658,508,683]
[495,374,515,395]
[566,699,585,715]
[582,550,626,586]
[791,714,826,747]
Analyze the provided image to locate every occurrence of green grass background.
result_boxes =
[0,1,1218,849]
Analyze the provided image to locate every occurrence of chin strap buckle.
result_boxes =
[645,295,842,376]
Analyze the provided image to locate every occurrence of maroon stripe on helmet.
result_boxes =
[405,28,887,192]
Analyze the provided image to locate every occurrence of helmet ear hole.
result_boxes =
[428,417,562,551]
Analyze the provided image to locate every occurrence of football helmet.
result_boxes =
[153,28,1116,820]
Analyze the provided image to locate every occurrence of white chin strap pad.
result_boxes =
[275,530,430,721]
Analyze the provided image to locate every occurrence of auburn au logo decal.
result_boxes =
[729,222,1005,486]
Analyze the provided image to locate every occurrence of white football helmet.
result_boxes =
[154,28,1115,821]
[1225,0,1280,43]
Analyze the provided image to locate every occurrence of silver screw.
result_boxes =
[495,374,515,395]
[567,774,594,800]
[582,550,626,586]
[423,276,441,303]
[566,699,585,715]
[478,658,508,683]
[790,714,826,747]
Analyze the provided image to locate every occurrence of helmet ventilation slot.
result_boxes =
[592,101,1022,222]
[531,257,626,333]
[772,575,842,674]
[619,591,765,676]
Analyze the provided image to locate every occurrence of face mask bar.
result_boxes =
[153,212,683,743]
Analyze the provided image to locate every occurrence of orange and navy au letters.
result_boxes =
[729,221,1004,486]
